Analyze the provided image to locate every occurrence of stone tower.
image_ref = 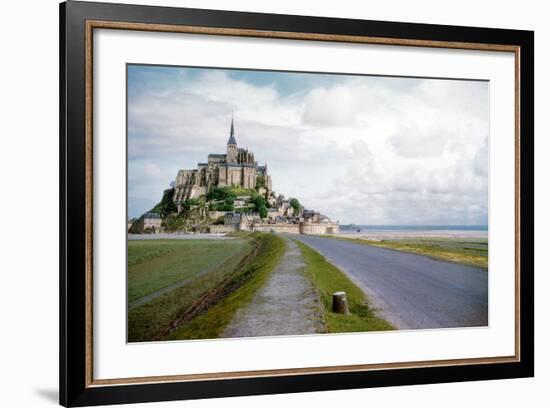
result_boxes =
[226,115,238,163]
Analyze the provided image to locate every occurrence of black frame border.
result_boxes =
[60,1,534,406]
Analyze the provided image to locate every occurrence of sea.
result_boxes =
[338,225,488,239]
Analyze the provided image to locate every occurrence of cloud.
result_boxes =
[127,65,488,225]
[474,138,489,177]
[302,86,360,126]
[143,161,161,176]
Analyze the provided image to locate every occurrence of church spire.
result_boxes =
[227,114,237,146]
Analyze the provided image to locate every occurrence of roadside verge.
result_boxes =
[168,233,286,340]
[295,240,394,333]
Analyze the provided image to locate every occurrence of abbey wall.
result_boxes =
[173,118,271,205]
[156,116,339,236]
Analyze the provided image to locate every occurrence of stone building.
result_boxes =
[222,208,339,235]
[173,117,272,205]
[143,212,162,233]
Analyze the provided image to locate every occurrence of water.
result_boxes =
[339,225,488,239]
[340,225,488,232]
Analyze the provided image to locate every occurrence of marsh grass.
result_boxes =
[328,236,488,269]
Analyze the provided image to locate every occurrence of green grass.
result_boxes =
[128,239,250,303]
[328,236,488,270]
[168,233,286,340]
[296,241,394,333]
[225,231,253,238]
[128,238,254,342]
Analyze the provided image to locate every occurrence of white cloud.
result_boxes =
[128,67,488,225]
[143,161,161,176]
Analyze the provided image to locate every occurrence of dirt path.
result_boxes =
[222,237,325,338]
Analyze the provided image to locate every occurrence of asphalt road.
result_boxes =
[292,235,488,330]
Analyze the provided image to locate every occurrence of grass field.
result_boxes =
[128,239,251,303]
[168,233,286,340]
[128,238,254,342]
[128,232,398,342]
[330,236,488,269]
[296,241,394,333]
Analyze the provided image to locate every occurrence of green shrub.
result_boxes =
[210,203,234,211]
[251,193,266,209]
[258,205,268,219]
[290,198,301,216]
[207,186,257,201]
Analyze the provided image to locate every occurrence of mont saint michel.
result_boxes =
[173,117,272,203]
[127,64,488,343]
[130,117,339,235]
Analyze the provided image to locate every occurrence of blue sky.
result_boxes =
[127,64,489,225]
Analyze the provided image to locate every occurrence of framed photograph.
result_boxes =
[60,1,534,406]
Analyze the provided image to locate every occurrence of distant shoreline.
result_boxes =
[337,226,488,240]
[338,229,489,240]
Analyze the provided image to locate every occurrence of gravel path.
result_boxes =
[222,237,325,338]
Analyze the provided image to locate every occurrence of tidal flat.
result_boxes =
[332,233,488,269]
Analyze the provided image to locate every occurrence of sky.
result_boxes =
[127,64,489,225]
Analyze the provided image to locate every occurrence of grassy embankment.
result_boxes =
[128,233,286,342]
[296,241,394,333]
[168,233,285,340]
[328,236,488,270]
[128,239,251,303]
[128,238,254,342]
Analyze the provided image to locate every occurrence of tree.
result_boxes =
[207,187,236,201]
[185,198,199,206]
[290,198,301,216]
[220,204,234,211]
[258,205,268,219]
[251,193,266,210]
[178,197,200,212]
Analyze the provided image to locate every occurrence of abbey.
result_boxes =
[173,117,272,204]
[132,116,340,235]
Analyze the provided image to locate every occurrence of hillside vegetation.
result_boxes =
[130,186,276,233]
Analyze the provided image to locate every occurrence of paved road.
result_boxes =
[292,235,488,330]
[222,237,325,338]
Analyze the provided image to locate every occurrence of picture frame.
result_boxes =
[60,1,534,406]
